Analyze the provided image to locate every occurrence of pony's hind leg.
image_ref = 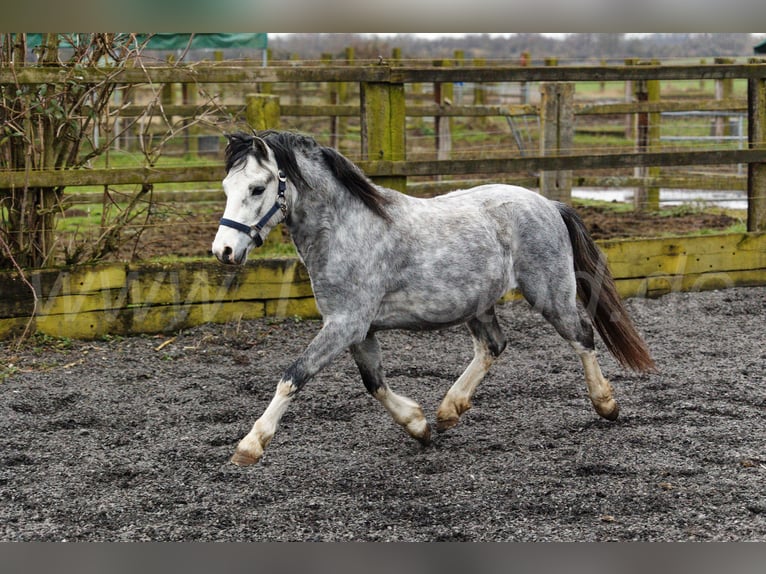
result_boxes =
[575,343,619,420]
[436,310,507,432]
[518,272,619,421]
[350,333,431,445]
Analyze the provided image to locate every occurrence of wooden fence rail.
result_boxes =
[4,149,765,190]
[116,99,744,119]
[4,62,766,85]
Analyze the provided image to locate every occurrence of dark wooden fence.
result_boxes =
[1,59,765,229]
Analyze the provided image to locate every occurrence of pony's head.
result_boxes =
[212,129,391,265]
[211,132,287,265]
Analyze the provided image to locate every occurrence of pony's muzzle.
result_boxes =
[212,227,251,265]
[213,242,244,265]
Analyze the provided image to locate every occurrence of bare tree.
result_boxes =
[1,34,125,267]
[0,33,227,269]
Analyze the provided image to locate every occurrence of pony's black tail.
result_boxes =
[556,203,656,372]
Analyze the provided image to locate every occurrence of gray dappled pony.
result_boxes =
[211,130,655,466]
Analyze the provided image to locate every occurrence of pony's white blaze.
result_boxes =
[211,170,253,264]
[213,131,655,466]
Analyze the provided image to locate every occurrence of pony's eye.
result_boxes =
[251,185,266,196]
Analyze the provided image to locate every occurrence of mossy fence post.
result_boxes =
[634,60,661,212]
[538,82,574,203]
[748,58,766,232]
[360,79,406,192]
[246,93,281,131]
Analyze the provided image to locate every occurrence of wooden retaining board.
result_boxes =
[0,233,763,340]
[0,259,317,339]
[601,233,766,297]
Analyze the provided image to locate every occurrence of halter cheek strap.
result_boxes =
[219,170,288,248]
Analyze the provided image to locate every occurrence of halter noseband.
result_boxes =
[218,170,288,248]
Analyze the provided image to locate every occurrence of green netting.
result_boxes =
[22,33,267,51]
[134,33,267,50]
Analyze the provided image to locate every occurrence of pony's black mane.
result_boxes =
[225,130,391,221]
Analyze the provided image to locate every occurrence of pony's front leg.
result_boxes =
[350,333,431,445]
[231,378,296,466]
[230,316,367,466]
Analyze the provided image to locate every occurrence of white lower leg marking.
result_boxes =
[573,345,618,418]
[374,388,429,441]
[233,379,295,464]
[580,351,611,401]
[437,340,494,427]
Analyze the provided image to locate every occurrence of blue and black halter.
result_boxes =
[218,170,287,248]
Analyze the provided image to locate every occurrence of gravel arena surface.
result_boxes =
[1,286,765,541]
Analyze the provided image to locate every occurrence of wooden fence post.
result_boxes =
[290,53,302,106]
[519,51,530,104]
[162,55,176,107]
[454,50,465,106]
[715,57,734,138]
[335,47,354,152]
[119,84,136,151]
[433,59,453,164]
[634,61,661,212]
[260,48,273,95]
[322,53,340,149]
[600,59,607,92]
[473,58,488,130]
[539,82,574,203]
[360,80,406,192]
[624,58,638,140]
[182,82,199,157]
[246,93,280,131]
[473,57,487,106]
[747,59,766,231]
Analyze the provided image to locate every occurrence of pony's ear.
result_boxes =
[251,135,270,158]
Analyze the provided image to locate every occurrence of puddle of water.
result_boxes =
[572,188,747,210]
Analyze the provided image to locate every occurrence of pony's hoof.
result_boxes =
[595,400,620,421]
[435,400,471,433]
[415,423,432,446]
[230,449,261,467]
[435,416,459,433]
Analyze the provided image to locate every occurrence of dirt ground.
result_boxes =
[1,286,764,541]
[574,204,738,240]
